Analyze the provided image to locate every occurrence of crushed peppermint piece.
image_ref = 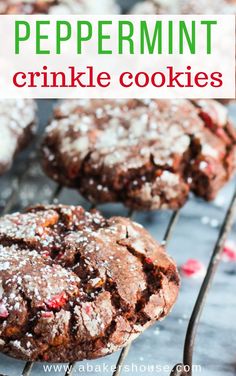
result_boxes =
[45,293,68,309]
[222,240,236,262]
[41,311,54,318]
[145,257,153,264]
[0,302,9,318]
[181,259,206,279]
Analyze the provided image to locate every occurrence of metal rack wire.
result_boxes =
[1,156,236,376]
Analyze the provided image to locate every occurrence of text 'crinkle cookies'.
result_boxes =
[41,99,236,211]
[0,205,179,362]
[0,99,37,176]
[0,0,120,14]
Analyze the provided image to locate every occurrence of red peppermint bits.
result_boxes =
[199,111,215,130]
[41,311,54,318]
[45,292,67,309]
[222,241,236,262]
[181,259,206,279]
[43,354,49,361]
[145,257,153,265]
[85,305,91,315]
[42,251,50,258]
[0,302,9,318]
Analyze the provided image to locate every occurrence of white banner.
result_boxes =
[0,15,235,98]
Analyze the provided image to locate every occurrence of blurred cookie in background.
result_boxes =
[0,0,120,14]
[0,99,37,176]
[131,0,236,14]
[41,99,236,211]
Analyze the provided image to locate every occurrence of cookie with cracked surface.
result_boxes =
[0,204,179,362]
[0,99,37,176]
[131,0,236,15]
[0,0,120,14]
[41,99,236,211]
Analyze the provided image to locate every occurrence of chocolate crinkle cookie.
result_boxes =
[0,205,179,362]
[131,0,236,15]
[0,99,37,176]
[0,0,120,14]
[41,99,236,211]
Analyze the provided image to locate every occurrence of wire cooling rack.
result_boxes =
[1,0,236,373]
[0,143,235,376]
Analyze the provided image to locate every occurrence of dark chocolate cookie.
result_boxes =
[0,0,119,14]
[41,99,236,211]
[131,0,236,15]
[0,204,179,362]
[0,99,37,176]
